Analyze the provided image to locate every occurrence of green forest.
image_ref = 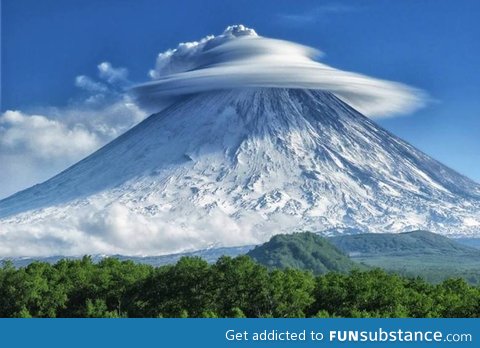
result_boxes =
[1,255,479,318]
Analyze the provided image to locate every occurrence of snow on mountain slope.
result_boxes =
[1,88,479,256]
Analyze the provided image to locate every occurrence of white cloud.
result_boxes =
[75,61,131,105]
[135,24,426,118]
[0,111,98,199]
[0,110,100,160]
[75,75,109,93]
[0,201,294,257]
[277,4,357,24]
[148,25,258,79]
[97,61,129,85]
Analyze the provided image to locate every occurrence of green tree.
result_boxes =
[213,256,272,317]
[269,269,315,317]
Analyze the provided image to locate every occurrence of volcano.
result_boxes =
[1,88,479,256]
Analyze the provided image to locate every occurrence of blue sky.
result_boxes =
[2,0,480,186]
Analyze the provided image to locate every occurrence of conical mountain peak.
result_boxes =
[0,88,479,256]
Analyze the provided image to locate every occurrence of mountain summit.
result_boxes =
[1,88,479,256]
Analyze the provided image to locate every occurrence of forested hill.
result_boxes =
[2,231,480,318]
[328,230,480,284]
[329,230,480,257]
[247,232,361,274]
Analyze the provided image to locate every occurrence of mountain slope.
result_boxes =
[330,231,480,284]
[1,88,480,256]
[247,232,360,274]
[330,230,480,257]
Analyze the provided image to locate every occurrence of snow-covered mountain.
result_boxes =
[1,88,480,256]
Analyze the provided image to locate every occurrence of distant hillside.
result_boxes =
[329,230,479,257]
[329,230,480,284]
[455,238,480,250]
[2,245,254,268]
[247,232,361,274]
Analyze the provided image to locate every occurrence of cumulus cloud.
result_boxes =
[98,61,129,85]
[0,61,146,199]
[135,25,426,117]
[0,110,100,160]
[0,200,298,257]
[75,75,109,93]
[0,110,100,199]
[75,61,132,104]
[148,25,258,79]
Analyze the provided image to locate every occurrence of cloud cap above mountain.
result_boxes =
[134,25,426,118]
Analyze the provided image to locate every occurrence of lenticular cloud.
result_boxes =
[134,25,426,118]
